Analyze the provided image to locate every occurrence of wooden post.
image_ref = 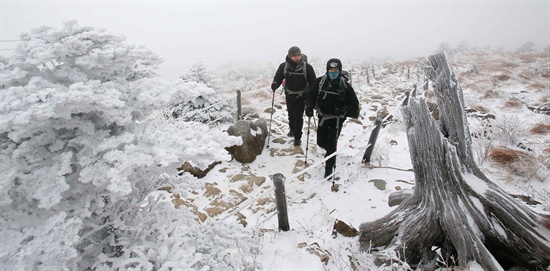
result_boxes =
[402,91,410,106]
[236,90,242,120]
[272,173,290,231]
[362,117,382,163]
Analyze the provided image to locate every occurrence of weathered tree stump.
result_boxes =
[358,51,550,270]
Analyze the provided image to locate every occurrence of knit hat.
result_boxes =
[288,46,301,57]
[326,58,342,72]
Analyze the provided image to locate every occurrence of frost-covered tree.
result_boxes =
[0,21,257,270]
[164,84,236,125]
[436,42,453,54]
[216,61,274,92]
[180,59,217,88]
[455,40,471,53]
[517,41,536,53]
[168,61,235,124]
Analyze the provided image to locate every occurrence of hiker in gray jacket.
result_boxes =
[271,46,316,146]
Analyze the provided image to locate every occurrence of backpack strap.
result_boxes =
[283,58,309,96]
[318,75,347,102]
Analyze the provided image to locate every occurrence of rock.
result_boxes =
[226,119,268,163]
[369,179,387,190]
[528,103,550,115]
[178,161,221,179]
[332,219,359,237]
[204,189,247,217]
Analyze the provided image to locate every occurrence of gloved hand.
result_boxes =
[305,107,314,117]
[271,82,278,92]
[335,107,346,116]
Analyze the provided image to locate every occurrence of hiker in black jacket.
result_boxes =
[305,58,359,180]
[271,46,316,146]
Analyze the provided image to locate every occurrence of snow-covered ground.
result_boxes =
[163,51,549,269]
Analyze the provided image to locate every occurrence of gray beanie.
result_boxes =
[288,46,301,57]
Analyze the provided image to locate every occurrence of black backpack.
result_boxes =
[317,74,359,118]
[283,54,308,82]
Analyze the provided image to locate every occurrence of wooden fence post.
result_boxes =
[402,91,411,106]
[273,173,290,231]
[362,117,382,163]
[236,90,242,120]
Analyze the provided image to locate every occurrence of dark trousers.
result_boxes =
[317,117,345,168]
[285,94,306,140]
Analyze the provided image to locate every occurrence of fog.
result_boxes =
[2,1,548,81]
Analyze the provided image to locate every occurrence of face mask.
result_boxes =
[328,71,339,80]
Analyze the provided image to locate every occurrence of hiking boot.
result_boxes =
[324,166,334,180]
[294,139,301,146]
[287,130,294,137]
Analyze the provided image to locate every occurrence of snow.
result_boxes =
[464,172,490,195]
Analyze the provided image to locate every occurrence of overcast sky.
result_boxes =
[1,0,548,81]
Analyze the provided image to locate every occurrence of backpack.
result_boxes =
[341,70,351,86]
[318,74,347,104]
[283,54,309,95]
[317,74,360,118]
[283,54,308,82]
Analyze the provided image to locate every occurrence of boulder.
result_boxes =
[226,119,268,163]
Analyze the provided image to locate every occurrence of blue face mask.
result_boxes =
[328,71,339,80]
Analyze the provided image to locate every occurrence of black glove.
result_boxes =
[335,107,346,116]
[271,82,278,92]
[305,108,314,117]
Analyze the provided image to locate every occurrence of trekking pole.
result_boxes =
[305,116,311,164]
[266,90,275,149]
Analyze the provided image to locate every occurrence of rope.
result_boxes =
[220,186,274,221]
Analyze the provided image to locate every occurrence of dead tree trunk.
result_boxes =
[358,51,550,270]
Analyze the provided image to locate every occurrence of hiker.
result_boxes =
[305,58,359,180]
[271,46,316,146]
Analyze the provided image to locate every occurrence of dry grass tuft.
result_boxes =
[471,105,489,114]
[529,82,547,90]
[530,123,550,134]
[501,99,524,109]
[483,89,501,99]
[518,55,537,63]
[490,60,520,70]
[493,74,511,82]
[489,147,529,164]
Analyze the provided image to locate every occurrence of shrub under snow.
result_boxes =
[0,21,256,270]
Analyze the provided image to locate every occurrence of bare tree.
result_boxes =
[358,51,550,270]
